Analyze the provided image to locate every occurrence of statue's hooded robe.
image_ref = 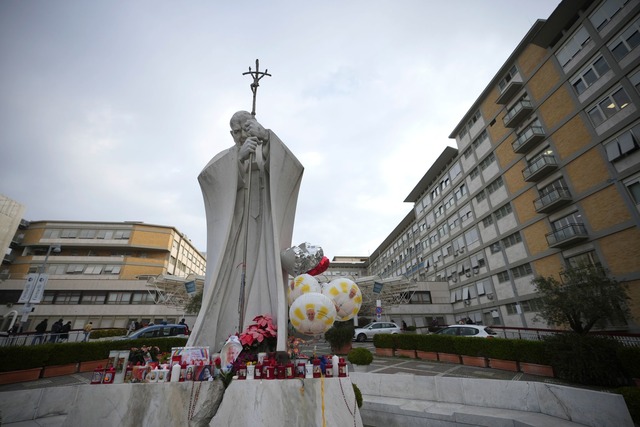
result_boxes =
[188,130,303,352]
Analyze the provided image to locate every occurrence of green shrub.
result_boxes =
[0,337,188,372]
[373,333,397,350]
[452,336,490,357]
[617,346,640,379]
[513,339,550,365]
[352,383,363,408]
[348,347,373,365]
[90,328,127,339]
[324,321,354,350]
[613,387,640,425]
[405,325,417,332]
[419,334,458,354]
[482,338,518,360]
[394,334,417,350]
[543,334,626,387]
[414,334,437,352]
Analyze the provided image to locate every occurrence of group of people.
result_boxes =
[31,318,73,344]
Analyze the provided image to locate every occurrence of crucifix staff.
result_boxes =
[238,59,271,333]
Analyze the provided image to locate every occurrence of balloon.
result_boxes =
[288,274,321,306]
[280,242,324,277]
[289,293,337,336]
[307,256,330,276]
[322,278,362,321]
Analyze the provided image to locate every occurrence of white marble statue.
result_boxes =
[188,111,304,352]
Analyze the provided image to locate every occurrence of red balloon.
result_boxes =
[306,256,329,276]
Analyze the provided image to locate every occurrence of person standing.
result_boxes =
[59,321,71,342]
[178,318,189,334]
[32,319,47,345]
[83,321,93,342]
[49,319,63,343]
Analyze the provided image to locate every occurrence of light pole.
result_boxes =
[18,244,61,331]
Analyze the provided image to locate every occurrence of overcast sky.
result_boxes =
[0,0,561,258]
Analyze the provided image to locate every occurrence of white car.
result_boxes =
[434,324,497,338]
[353,322,401,342]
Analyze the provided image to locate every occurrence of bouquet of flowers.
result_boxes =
[238,314,277,354]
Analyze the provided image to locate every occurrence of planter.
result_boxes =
[331,342,352,356]
[42,363,78,378]
[396,349,416,359]
[416,351,438,361]
[79,359,110,373]
[519,362,554,377]
[0,368,42,385]
[461,355,488,368]
[438,353,461,364]
[489,358,518,372]
[351,364,370,373]
[375,348,394,357]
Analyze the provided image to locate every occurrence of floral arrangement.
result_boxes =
[129,345,161,365]
[287,335,308,359]
[238,314,277,354]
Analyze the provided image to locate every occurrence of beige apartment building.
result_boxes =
[0,219,205,332]
[367,0,640,332]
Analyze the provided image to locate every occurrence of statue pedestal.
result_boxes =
[214,377,362,426]
[58,377,362,427]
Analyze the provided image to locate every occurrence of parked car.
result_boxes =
[434,324,497,338]
[119,324,189,340]
[353,322,401,342]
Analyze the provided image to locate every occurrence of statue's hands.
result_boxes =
[238,137,260,162]
[244,119,269,143]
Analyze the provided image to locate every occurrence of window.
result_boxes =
[478,152,496,171]
[552,212,582,231]
[450,162,462,179]
[454,183,467,200]
[590,0,629,31]
[609,17,640,61]
[80,292,106,305]
[84,265,103,275]
[565,250,600,269]
[132,292,157,305]
[475,190,486,202]
[502,232,522,248]
[104,265,121,274]
[107,292,132,304]
[56,291,81,305]
[465,227,480,244]
[66,264,85,274]
[571,55,611,95]
[631,69,640,94]
[486,177,504,194]
[463,147,473,159]
[497,271,510,283]
[512,263,533,279]
[494,203,513,220]
[556,26,591,68]
[587,87,631,127]
[60,229,78,238]
[605,123,640,161]
[410,291,432,304]
[469,168,480,180]
[627,180,640,204]
[79,229,97,239]
[482,216,494,227]
[498,65,518,92]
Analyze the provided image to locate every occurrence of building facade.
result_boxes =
[0,220,206,332]
[367,0,640,332]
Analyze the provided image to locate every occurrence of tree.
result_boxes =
[532,264,630,334]
[184,289,203,314]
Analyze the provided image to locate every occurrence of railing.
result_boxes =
[0,329,87,347]
[533,187,572,212]
[490,326,640,347]
[503,99,533,127]
[512,124,545,153]
[545,223,588,247]
[522,155,557,181]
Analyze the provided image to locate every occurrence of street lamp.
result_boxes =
[18,244,61,330]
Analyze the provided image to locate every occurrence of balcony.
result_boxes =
[496,79,523,105]
[546,223,588,248]
[534,187,572,213]
[503,99,533,128]
[522,155,558,182]
[512,125,545,154]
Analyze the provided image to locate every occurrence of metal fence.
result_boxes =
[491,326,640,347]
[0,330,88,347]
